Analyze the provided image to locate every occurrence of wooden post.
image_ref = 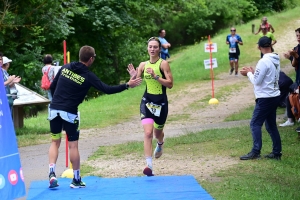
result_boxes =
[13,106,24,128]
[252,24,255,34]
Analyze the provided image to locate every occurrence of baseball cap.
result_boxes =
[2,56,12,64]
[258,36,272,48]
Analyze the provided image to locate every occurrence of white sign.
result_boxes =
[204,58,218,69]
[13,83,50,106]
[204,43,217,52]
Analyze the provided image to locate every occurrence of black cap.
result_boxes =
[258,36,272,47]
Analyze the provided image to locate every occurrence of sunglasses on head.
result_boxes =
[148,37,160,42]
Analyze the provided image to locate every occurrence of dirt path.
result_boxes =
[19,23,299,198]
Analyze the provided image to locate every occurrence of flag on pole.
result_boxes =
[0,69,26,199]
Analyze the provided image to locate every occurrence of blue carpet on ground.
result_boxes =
[27,175,214,200]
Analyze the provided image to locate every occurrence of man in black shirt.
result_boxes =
[47,45,142,189]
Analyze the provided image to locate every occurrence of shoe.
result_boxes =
[70,177,86,188]
[154,142,164,158]
[230,68,234,75]
[240,152,261,160]
[143,166,154,176]
[235,72,238,76]
[264,152,282,160]
[49,172,59,188]
[279,120,294,127]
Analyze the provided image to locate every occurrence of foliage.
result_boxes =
[0,0,296,101]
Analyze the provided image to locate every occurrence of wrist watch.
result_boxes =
[154,75,160,80]
[125,82,129,89]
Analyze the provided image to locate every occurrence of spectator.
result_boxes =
[278,71,293,108]
[255,16,275,35]
[226,27,243,76]
[280,28,300,128]
[42,54,55,101]
[1,56,21,116]
[240,36,282,160]
[158,29,171,60]
[47,45,142,189]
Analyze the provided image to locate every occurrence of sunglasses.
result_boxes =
[148,37,160,42]
[230,30,236,32]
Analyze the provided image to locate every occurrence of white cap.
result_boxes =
[3,56,12,64]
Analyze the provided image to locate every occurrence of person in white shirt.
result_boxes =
[240,36,282,160]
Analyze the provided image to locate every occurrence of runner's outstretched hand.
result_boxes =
[127,63,137,79]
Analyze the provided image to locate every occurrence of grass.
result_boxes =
[16,5,300,200]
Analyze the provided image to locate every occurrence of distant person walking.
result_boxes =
[240,36,282,161]
[255,16,275,35]
[226,27,243,76]
[158,29,171,60]
[42,54,55,101]
[127,37,173,176]
[47,45,142,189]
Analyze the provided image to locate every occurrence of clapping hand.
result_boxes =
[289,50,299,59]
[240,67,254,76]
[13,76,21,83]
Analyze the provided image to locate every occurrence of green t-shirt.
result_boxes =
[259,32,276,41]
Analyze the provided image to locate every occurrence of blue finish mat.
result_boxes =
[27,175,214,200]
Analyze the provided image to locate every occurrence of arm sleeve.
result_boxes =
[247,60,267,85]
[89,73,127,94]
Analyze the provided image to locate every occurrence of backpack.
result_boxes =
[289,90,300,120]
[41,67,51,90]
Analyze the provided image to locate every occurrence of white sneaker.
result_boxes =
[279,120,294,127]
[154,142,164,158]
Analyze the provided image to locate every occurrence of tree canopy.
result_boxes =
[0,0,296,98]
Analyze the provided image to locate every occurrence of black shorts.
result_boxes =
[229,53,239,60]
[50,115,79,141]
[140,97,168,127]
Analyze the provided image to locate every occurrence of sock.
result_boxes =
[146,156,152,168]
[157,141,164,146]
[74,169,80,180]
[49,163,56,174]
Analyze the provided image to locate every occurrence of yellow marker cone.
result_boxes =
[209,98,219,104]
[61,163,73,178]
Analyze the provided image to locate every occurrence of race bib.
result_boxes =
[229,48,236,53]
[146,102,162,117]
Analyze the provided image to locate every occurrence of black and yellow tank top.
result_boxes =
[143,58,167,102]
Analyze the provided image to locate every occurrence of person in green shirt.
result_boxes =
[258,25,277,58]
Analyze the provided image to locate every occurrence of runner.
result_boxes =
[127,37,173,176]
[226,27,243,76]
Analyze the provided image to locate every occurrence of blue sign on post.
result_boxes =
[0,69,25,199]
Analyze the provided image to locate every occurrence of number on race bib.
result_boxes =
[146,102,162,117]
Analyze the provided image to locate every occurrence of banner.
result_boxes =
[0,69,26,199]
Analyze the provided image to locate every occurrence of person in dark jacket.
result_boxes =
[278,71,293,108]
[47,45,142,189]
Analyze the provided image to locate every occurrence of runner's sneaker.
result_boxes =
[70,177,86,188]
[143,165,154,176]
[154,142,164,159]
[49,172,59,188]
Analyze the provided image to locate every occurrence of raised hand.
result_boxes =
[127,63,137,79]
